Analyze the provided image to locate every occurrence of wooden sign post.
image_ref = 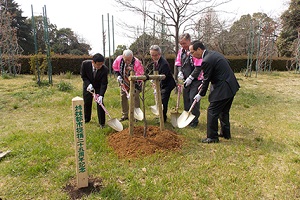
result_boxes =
[72,96,88,188]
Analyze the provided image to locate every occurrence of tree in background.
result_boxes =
[5,0,91,55]
[26,16,57,54]
[114,0,232,77]
[0,0,21,75]
[113,45,127,57]
[194,8,226,52]
[28,17,91,55]
[224,12,277,56]
[52,28,91,55]
[3,0,34,54]
[277,0,300,57]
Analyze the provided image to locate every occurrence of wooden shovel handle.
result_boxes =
[188,83,203,113]
[89,90,112,119]
[175,84,182,111]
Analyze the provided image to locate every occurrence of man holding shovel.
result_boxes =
[175,33,204,128]
[149,45,176,123]
[112,49,144,121]
[190,41,240,143]
[81,53,108,129]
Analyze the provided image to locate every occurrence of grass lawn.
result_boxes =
[0,71,300,199]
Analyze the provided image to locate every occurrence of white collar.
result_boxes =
[202,50,207,59]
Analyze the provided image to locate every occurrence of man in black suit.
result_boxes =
[149,45,176,122]
[190,41,240,143]
[80,53,108,128]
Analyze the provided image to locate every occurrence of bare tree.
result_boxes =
[194,8,227,51]
[114,0,232,75]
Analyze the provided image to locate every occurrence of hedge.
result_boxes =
[16,54,291,75]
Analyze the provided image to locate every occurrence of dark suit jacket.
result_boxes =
[80,60,108,96]
[200,50,240,102]
[156,56,176,91]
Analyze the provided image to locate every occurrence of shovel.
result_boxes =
[99,102,124,132]
[150,82,163,115]
[177,83,203,128]
[177,99,197,128]
[90,90,123,131]
[120,83,130,99]
[134,107,144,121]
[120,83,143,121]
[171,84,182,127]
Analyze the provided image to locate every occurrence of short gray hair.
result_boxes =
[179,33,191,41]
[149,45,161,54]
[123,49,133,57]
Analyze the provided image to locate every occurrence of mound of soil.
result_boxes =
[108,125,183,158]
[64,126,182,199]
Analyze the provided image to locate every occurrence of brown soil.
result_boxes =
[63,177,103,200]
[108,125,183,158]
[64,125,182,199]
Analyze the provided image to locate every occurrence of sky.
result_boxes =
[14,0,289,55]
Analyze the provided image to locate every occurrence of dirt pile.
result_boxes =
[108,125,183,158]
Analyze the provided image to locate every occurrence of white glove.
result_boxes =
[193,94,202,102]
[96,95,103,104]
[184,75,194,87]
[117,75,123,84]
[178,71,184,80]
[153,88,157,95]
[87,84,94,92]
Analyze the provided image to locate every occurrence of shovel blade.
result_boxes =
[134,108,144,121]
[150,104,163,116]
[177,111,195,128]
[170,112,181,127]
[150,105,159,115]
[107,118,123,132]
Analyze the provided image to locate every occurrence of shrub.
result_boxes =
[57,81,73,92]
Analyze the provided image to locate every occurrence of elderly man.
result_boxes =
[112,49,144,121]
[149,45,176,122]
[175,33,203,128]
[190,41,240,143]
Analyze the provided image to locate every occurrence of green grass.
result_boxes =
[1,72,300,199]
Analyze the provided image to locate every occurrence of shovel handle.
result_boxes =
[99,103,112,119]
[120,84,130,99]
[188,83,203,113]
[188,99,197,113]
[175,84,182,111]
[89,90,112,119]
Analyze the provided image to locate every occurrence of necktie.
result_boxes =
[93,69,97,78]
[154,62,158,70]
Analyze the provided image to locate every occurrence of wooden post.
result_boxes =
[129,73,166,132]
[129,71,135,135]
[154,71,164,131]
[72,96,88,188]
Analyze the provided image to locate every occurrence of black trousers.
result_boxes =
[183,80,202,124]
[83,91,105,125]
[206,97,234,139]
[161,87,174,122]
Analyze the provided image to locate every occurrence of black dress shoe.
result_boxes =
[119,116,128,121]
[201,138,219,143]
[189,121,198,128]
[218,133,231,139]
